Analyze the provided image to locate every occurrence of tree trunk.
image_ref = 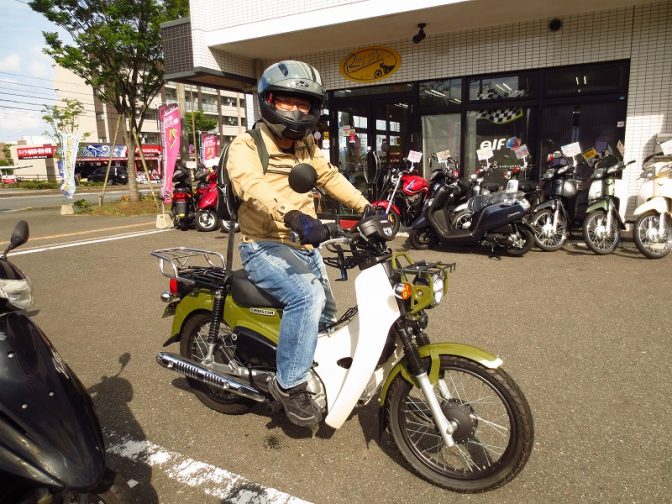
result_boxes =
[123,121,140,202]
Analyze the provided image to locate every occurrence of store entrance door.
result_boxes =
[332,96,413,202]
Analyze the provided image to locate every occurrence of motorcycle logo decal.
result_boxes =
[250,308,276,317]
[340,47,401,83]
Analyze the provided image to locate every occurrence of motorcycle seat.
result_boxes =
[230,269,285,309]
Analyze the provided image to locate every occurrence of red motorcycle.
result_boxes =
[195,169,240,233]
[370,159,431,235]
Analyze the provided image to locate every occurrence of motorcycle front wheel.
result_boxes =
[179,313,256,414]
[582,210,619,254]
[633,211,672,259]
[408,228,436,250]
[385,356,534,493]
[506,225,534,256]
[219,219,240,234]
[530,208,567,251]
[196,209,218,232]
[385,209,401,236]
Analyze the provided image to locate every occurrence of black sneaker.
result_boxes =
[268,378,323,427]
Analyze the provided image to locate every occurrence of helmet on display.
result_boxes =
[258,60,326,141]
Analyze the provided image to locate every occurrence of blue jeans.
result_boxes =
[238,241,337,389]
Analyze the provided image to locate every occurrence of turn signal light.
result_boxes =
[394,283,412,300]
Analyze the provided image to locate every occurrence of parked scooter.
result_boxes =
[409,177,534,255]
[582,147,636,254]
[150,164,534,493]
[194,169,240,233]
[632,152,672,258]
[171,165,196,231]
[0,221,131,503]
[370,158,430,235]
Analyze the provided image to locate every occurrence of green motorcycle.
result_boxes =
[150,164,534,492]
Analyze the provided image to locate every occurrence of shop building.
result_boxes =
[161,0,672,219]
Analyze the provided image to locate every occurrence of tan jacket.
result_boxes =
[226,122,369,246]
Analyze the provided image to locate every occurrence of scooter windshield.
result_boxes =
[467,191,525,213]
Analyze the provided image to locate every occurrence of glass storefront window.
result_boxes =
[419,79,462,107]
[544,61,628,97]
[469,73,535,101]
[465,107,534,188]
[421,114,461,178]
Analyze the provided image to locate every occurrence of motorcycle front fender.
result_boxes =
[378,342,502,406]
[633,196,670,217]
[534,199,557,212]
[585,199,609,215]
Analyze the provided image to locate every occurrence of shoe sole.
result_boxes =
[269,380,323,427]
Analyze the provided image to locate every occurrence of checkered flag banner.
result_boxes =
[476,88,526,124]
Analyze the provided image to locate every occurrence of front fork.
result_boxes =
[395,322,457,447]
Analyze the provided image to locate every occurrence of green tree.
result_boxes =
[185,111,218,135]
[42,98,90,152]
[0,144,13,167]
[30,0,189,201]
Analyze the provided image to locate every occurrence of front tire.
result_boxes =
[408,228,436,250]
[385,356,534,493]
[506,224,534,256]
[530,208,567,251]
[384,208,401,236]
[179,313,255,414]
[219,219,240,234]
[633,211,672,259]
[582,210,619,254]
[196,209,218,232]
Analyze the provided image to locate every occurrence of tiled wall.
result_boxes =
[187,0,672,217]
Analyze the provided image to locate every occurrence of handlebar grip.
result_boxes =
[625,159,636,166]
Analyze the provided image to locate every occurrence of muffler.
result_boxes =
[156,352,266,402]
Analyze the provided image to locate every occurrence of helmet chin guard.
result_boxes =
[257,60,326,140]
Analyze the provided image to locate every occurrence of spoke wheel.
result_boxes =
[386,356,534,493]
[582,210,619,254]
[633,211,672,259]
[530,208,567,251]
[179,313,255,414]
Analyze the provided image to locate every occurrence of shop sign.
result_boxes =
[76,143,161,161]
[17,145,56,159]
[340,46,401,83]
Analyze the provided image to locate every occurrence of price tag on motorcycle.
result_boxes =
[661,138,672,156]
[407,150,423,163]
[477,146,494,161]
[435,149,451,162]
[513,144,529,159]
[617,139,625,157]
[582,147,599,165]
[561,142,581,158]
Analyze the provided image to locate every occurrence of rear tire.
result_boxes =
[385,355,534,492]
[179,313,255,414]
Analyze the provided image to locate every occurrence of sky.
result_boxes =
[0,0,72,143]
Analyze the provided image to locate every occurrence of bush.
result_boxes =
[73,198,93,214]
[16,180,61,190]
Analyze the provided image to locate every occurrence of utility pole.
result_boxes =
[176,82,189,163]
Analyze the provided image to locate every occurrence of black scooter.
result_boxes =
[409,186,535,256]
[0,221,131,503]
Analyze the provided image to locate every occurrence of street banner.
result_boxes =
[201,133,218,168]
[160,104,181,200]
[59,132,80,199]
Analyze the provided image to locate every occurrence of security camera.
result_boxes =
[412,23,426,44]
[548,18,562,31]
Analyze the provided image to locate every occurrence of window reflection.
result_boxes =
[469,73,535,101]
[419,79,462,107]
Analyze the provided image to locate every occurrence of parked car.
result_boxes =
[87,166,128,185]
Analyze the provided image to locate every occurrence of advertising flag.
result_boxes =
[59,132,80,199]
[160,104,181,201]
[201,133,218,168]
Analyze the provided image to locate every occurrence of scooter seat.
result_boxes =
[230,270,285,309]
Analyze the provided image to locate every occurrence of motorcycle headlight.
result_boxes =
[431,272,446,306]
[0,277,33,310]
[520,198,530,211]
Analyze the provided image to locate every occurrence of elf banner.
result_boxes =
[160,104,181,200]
[59,132,80,199]
[201,133,218,168]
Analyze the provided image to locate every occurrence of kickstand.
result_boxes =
[308,423,319,438]
[488,245,501,260]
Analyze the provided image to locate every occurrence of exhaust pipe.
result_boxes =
[156,352,266,402]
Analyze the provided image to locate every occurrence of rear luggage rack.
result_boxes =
[151,247,229,289]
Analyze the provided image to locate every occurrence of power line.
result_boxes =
[0,90,96,107]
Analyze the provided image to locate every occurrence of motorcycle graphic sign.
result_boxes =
[340,46,401,83]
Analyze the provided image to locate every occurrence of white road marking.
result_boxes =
[8,228,172,255]
[106,432,310,503]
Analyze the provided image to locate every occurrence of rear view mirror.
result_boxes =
[288,163,317,194]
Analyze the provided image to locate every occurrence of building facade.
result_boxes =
[161,0,672,219]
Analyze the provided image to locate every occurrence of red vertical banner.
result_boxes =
[160,104,181,201]
[201,133,218,168]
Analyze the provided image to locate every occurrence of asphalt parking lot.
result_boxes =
[1,209,671,503]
